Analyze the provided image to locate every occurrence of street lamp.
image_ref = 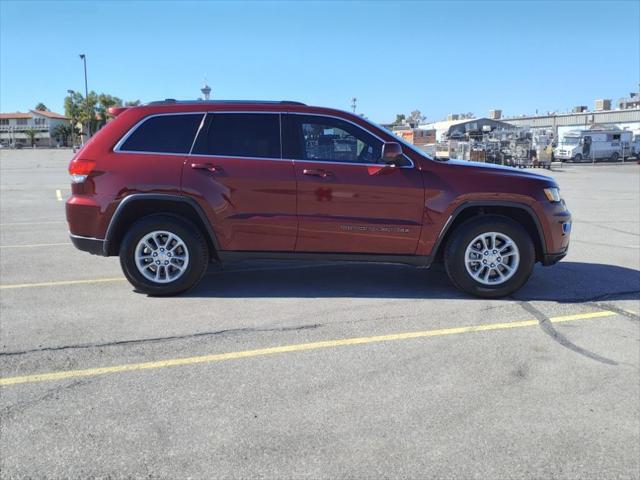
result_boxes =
[79,54,90,138]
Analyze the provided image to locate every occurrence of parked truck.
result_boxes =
[554,128,633,162]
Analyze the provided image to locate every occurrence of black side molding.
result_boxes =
[104,193,221,255]
[70,234,106,256]
[431,200,548,259]
[217,251,432,267]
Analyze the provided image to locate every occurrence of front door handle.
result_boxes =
[191,163,222,174]
[302,168,333,178]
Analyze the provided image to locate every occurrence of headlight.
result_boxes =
[544,187,561,202]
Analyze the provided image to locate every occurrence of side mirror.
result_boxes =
[381,142,404,165]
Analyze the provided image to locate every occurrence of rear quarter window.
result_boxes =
[118,114,204,154]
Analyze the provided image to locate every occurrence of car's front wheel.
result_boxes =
[444,215,535,298]
[119,214,209,295]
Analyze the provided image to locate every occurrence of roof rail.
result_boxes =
[145,99,306,106]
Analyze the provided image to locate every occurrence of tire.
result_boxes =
[572,154,582,162]
[610,152,619,162]
[119,214,210,295]
[444,215,535,298]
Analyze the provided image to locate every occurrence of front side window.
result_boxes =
[192,113,281,158]
[288,115,382,164]
[119,114,204,154]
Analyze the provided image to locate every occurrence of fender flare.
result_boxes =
[103,193,220,255]
[430,200,548,259]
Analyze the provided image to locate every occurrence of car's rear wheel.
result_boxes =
[444,215,535,298]
[573,153,582,162]
[119,214,209,295]
[610,152,619,162]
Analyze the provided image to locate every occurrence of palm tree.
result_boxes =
[23,128,38,148]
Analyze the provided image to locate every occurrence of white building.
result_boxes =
[0,110,70,147]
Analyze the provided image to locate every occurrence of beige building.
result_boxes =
[0,110,70,147]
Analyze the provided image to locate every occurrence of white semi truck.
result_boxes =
[554,128,633,162]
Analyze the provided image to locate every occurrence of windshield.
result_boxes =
[562,137,580,145]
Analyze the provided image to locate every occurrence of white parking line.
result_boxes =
[55,189,63,201]
[0,220,66,226]
[0,242,71,249]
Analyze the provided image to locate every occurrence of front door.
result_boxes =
[283,114,424,255]
[183,112,297,251]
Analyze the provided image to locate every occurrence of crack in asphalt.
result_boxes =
[573,220,640,237]
[590,302,640,322]
[0,323,322,358]
[0,379,89,419]
[516,300,618,366]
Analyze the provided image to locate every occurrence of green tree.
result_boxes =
[124,99,141,107]
[52,124,78,146]
[34,103,49,111]
[24,128,37,147]
[393,114,406,126]
[96,94,123,126]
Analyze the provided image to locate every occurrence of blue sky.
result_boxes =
[1,1,638,123]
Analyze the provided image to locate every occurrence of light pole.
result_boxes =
[79,54,90,139]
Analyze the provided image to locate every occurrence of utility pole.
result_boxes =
[79,54,90,139]
[351,97,357,114]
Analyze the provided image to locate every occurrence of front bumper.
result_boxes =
[70,234,106,256]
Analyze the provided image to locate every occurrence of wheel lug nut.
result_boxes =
[497,257,501,262]
[164,261,169,265]
[490,263,495,268]
[155,260,160,265]
[153,252,157,257]
[483,260,487,264]
[493,250,497,254]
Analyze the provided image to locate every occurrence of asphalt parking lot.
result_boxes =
[0,149,639,479]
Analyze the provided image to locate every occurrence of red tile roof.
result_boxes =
[0,112,32,119]
[31,110,68,119]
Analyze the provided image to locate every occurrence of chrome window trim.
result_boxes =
[113,112,206,155]
[113,110,414,168]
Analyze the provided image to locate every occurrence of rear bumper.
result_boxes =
[70,234,106,256]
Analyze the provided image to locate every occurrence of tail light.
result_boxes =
[68,158,96,184]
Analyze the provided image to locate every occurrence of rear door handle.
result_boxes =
[191,163,222,174]
[302,168,333,178]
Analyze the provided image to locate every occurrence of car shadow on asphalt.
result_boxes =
[184,261,640,303]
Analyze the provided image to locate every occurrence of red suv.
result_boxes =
[66,100,571,298]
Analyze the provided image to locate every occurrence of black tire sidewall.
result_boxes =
[444,216,535,298]
[119,215,209,295]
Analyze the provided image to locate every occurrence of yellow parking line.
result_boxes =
[56,189,63,201]
[0,242,71,249]
[0,277,125,290]
[0,310,617,387]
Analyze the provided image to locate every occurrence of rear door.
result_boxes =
[283,114,424,255]
[183,112,297,251]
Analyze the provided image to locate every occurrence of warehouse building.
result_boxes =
[502,97,640,138]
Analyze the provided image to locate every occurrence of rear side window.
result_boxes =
[119,114,204,154]
[192,113,281,158]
